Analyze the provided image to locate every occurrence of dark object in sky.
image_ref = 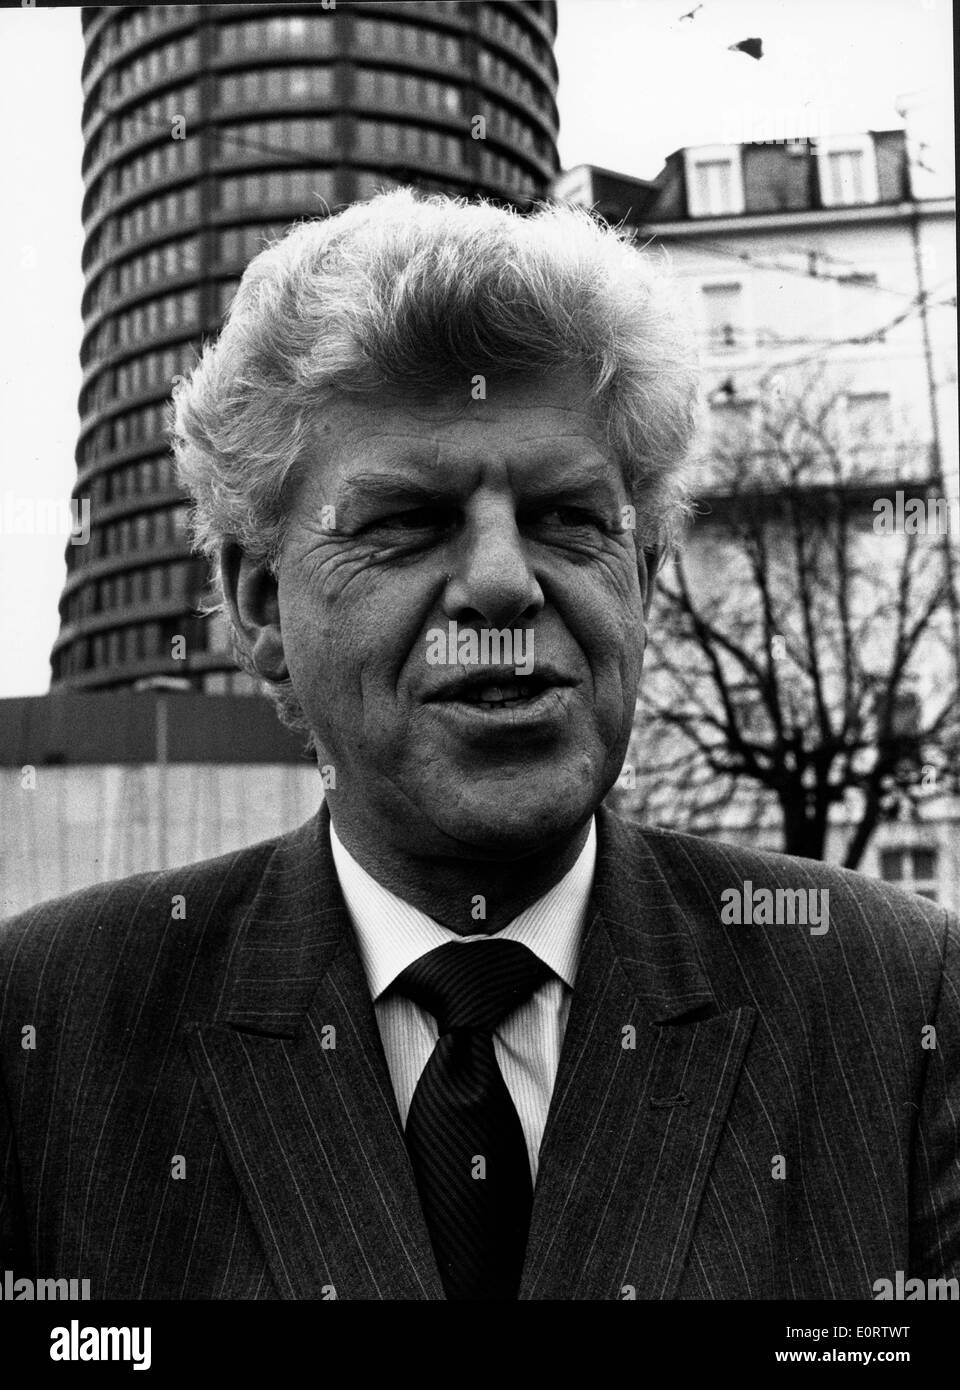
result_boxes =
[678,3,703,18]
[729,37,764,59]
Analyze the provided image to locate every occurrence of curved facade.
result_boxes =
[54,2,560,692]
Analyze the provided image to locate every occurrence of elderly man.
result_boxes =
[1,191,958,1302]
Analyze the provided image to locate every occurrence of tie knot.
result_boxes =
[393,939,552,1034]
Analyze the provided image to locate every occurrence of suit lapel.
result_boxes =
[185,803,443,1301]
[186,800,753,1301]
[520,808,756,1300]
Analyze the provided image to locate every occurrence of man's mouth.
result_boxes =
[454,678,549,709]
[423,669,575,733]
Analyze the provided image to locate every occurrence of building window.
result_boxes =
[219,280,239,315]
[217,118,333,163]
[826,150,864,205]
[217,65,333,106]
[220,169,333,211]
[701,282,745,352]
[355,67,462,116]
[220,15,334,58]
[686,147,744,217]
[698,161,732,212]
[817,135,879,206]
[156,455,176,490]
[878,847,938,901]
[218,227,241,263]
[354,171,400,199]
[268,16,304,46]
[845,392,894,463]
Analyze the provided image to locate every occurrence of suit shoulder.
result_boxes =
[605,810,955,952]
[603,812,959,1024]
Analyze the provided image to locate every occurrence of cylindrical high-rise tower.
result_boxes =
[54,2,560,692]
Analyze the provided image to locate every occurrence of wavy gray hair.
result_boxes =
[170,187,701,742]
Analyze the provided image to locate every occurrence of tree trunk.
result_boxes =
[779,795,829,861]
[842,783,884,870]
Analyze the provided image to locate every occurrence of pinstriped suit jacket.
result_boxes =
[1,802,958,1300]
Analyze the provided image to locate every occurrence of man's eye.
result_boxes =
[532,506,603,528]
[366,507,453,533]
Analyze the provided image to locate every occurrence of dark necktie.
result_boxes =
[393,939,553,1301]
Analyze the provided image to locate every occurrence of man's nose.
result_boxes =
[441,497,544,628]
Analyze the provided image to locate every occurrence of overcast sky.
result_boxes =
[0,0,954,697]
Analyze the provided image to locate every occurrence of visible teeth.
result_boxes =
[478,684,515,701]
[461,681,544,706]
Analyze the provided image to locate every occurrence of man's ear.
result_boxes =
[219,541,289,682]
[640,544,663,619]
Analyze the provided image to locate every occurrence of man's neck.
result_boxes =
[327,811,594,936]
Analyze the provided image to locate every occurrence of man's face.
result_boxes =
[273,371,655,858]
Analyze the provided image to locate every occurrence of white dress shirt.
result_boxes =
[328,817,597,1183]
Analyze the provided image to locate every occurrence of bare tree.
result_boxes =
[610,371,960,868]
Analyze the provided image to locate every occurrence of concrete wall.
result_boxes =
[0,764,322,917]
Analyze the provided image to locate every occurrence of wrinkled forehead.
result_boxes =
[292,372,628,505]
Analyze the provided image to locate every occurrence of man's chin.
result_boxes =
[423,784,597,858]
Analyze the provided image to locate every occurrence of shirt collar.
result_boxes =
[329,815,597,1001]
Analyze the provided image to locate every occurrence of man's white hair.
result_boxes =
[170,187,700,736]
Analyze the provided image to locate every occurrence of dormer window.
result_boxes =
[827,149,865,203]
[696,160,734,212]
[817,134,879,206]
[685,145,745,217]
